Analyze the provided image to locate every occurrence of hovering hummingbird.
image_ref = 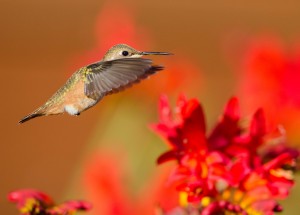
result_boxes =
[19,44,171,123]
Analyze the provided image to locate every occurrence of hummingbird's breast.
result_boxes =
[43,71,98,116]
[62,73,98,115]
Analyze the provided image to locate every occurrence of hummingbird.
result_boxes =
[19,44,171,123]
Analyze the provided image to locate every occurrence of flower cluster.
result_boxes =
[8,189,91,215]
[152,95,298,214]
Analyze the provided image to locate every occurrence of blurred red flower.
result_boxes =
[152,95,297,214]
[82,151,178,215]
[8,189,91,215]
[68,1,150,72]
[237,36,300,143]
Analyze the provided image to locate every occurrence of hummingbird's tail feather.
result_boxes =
[19,105,47,124]
[19,112,44,124]
[146,65,164,75]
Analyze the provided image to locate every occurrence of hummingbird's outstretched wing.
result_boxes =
[84,58,163,100]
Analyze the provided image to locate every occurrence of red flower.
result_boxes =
[152,95,206,164]
[67,1,149,72]
[8,189,91,215]
[236,36,300,142]
[82,151,178,215]
[152,95,297,214]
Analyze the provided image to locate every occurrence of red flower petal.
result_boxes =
[157,150,183,164]
[208,98,241,151]
[224,97,240,120]
[250,108,266,139]
[8,189,54,209]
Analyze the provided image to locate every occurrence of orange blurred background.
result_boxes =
[1,0,300,214]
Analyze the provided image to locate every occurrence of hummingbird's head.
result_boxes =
[103,44,172,61]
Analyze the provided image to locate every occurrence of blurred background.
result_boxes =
[1,0,300,214]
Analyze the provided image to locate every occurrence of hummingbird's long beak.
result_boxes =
[141,51,173,55]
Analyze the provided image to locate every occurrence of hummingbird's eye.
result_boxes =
[122,51,129,56]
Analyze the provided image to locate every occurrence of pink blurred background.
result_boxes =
[1,0,300,214]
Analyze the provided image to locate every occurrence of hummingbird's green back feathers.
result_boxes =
[83,58,163,100]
